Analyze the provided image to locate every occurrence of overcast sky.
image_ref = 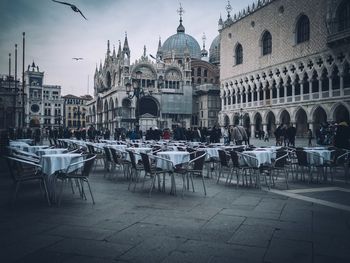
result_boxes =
[0,0,252,96]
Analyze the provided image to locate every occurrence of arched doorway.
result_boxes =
[295,108,308,137]
[243,114,250,129]
[313,106,327,131]
[139,96,159,117]
[333,104,350,123]
[266,111,276,136]
[233,114,240,125]
[280,110,291,125]
[224,115,230,127]
[254,113,262,136]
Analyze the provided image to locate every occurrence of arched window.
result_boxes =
[296,15,310,43]
[235,44,243,65]
[262,31,272,55]
[338,0,350,31]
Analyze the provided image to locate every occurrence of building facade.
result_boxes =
[62,94,93,129]
[86,5,221,133]
[25,62,64,129]
[0,75,22,131]
[219,0,350,137]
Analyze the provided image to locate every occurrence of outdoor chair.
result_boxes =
[217,150,232,184]
[5,156,51,206]
[57,154,96,206]
[269,150,290,189]
[127,150,144,191]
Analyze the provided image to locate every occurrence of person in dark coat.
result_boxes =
[334,122,350,149]
[287,125,297,147]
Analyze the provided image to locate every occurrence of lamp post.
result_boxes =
[126,70,143,132]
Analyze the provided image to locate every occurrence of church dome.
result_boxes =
[209,35,220,65]
[161,32,201,60]
[161,17,201,61]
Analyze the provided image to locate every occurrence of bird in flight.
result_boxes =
[52,0,87,20]
[149,54,165,64]
[72,57,83,60]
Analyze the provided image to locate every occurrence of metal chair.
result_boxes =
[57,154,96,206]
[5,156,51,206]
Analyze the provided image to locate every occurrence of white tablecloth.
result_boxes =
[23,145,49,153]
[241,150,273,167]
[9,141,30,149]
[40,153,84,176]
[304,149,332,165]
[156,151,190,170]
[36,148,68,157]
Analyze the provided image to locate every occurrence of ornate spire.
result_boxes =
[117,40,121,58]
[112,45,116,58]
[226,1,232,19]
[95,64,98,75]
[201,33,208,58]
[99,60,102,72]
[177,3,185,33]
[156,36,163,58]
[107,40,110,56]
[143,45,147,57]
[202,33,206,50]
[123,31,129,51]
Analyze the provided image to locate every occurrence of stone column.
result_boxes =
[263,87,267,106]
[292,82,295,102]
[308,80,312,97]
[328,75,333,97]
[250,123,255,139]
[300,81,304,101]
[318,77,322,98]
[340,73,344,96]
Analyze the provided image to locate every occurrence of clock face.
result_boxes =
[31,104,40,113]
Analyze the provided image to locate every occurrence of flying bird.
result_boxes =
[149,54,165,64]
[72,57,83,60]
[52,0,87,20]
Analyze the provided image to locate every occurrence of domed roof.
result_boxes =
[209,35,221,65]
[161,32,201,60]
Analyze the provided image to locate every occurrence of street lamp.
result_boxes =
[126,70,143,132]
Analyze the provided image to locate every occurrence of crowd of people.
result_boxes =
[2,119,350,150]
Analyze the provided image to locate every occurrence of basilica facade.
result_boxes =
[86,7,221,133]
[219,0,350,137]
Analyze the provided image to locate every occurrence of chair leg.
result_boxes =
[85,179,95,204]
[201,175,207,196]
[41,179,51,206]
[12,182,21,205]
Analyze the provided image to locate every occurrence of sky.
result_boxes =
[0,0,252,96]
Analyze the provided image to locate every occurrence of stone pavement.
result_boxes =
[1,146,350,262]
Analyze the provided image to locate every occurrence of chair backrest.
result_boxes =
[230,151,240,167]
[103,147,112,162]
[218,149,229,167]
[82,154,96,177]
[5,156,41,181]
[192,153,206,171]
[140,152,152,174]
[109,147,122,164]
[275,150,288,168]
[127,150,137,169]
[295,150,308,166]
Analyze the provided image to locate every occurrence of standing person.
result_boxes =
[230,124,247,145]
[307,128,313,147]
[274,125,282,146]
[34,128,41,145]
[245,127,251,145]
[288,125,297,147]
[223,126,229,145]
